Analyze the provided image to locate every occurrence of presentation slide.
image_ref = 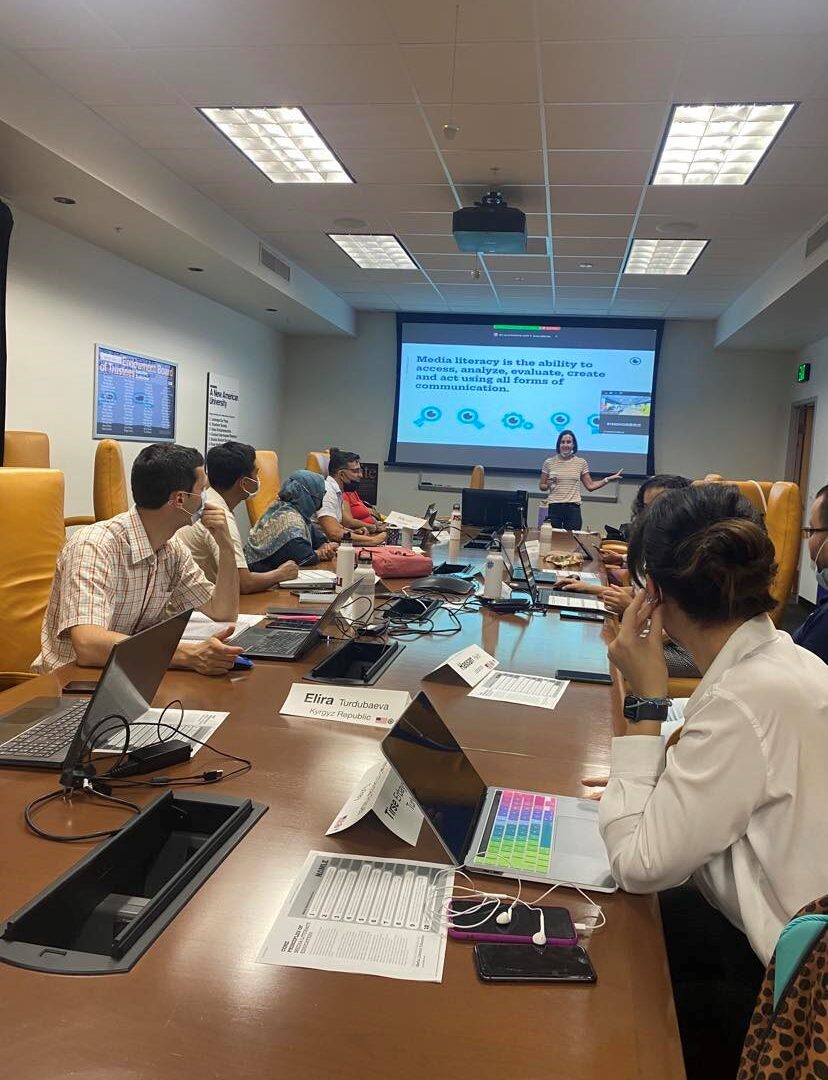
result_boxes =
[94,344,177,442]
[390,317,662,476]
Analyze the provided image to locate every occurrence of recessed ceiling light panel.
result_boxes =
[198,106,353,184]
[652,102,796,186]
[328,234,418,270]
[623,238,708,275]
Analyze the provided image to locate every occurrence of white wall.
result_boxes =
[784,335,828,602]
[280,313,793,531]
[5,209,284,527]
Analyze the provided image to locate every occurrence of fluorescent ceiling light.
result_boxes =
[652,103,796,185]
[328,234,418,270]
[623,239,708,275]
[198,106,352,184]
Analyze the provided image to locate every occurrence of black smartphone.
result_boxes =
[62,681,99,694]
[558,609,605,622]
[555,668,613,684]
[474,943,597,983]
[449,901,576,946]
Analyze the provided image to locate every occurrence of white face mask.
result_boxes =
[810,535,828,589]
[180,489,206,525]
[241,476,260,499]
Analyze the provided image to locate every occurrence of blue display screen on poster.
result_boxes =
[94,345,177,442]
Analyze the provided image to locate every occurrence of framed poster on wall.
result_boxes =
[205,372,240,452]
[94,344,177,442]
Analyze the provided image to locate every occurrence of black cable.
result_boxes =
[24,783,140,843]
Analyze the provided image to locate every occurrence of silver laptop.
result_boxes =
[381,691,616,892]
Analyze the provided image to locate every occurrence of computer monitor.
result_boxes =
[461,488,528,530]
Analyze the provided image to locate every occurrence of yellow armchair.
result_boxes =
[246,450,281,526]
[305,450,330,476]
[470,465,485,489]
[0,469,65,690]
[93,438,128,521]
[2,430,51,467]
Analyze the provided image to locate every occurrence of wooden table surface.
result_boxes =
[0,538,685,1080]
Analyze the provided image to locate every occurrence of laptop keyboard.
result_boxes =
[471,789,558,875]
[231,627,305,656]
[0,700,89,758]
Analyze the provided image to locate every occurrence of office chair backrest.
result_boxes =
[470,465,485,489]
[93,439,128,520]
[246,450,281,526]
[3,430,51,467]
[305,451,330,476]
[0,469,65,672]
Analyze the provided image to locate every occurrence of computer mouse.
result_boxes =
[233,656,254,670]
[410,575,475,595]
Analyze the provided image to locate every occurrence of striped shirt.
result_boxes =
[541,454,589,505]
[34,506,213,673]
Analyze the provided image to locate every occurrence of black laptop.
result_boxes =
[229,581,362,660]
[0,609,191,776]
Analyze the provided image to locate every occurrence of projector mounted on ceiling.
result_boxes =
[452,189,527,255]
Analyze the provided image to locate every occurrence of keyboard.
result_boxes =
[231,626,306,656]
[0,700,89,758]
[472,789,557,875]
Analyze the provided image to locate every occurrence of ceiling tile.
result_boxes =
[553,215,634,237]
[92,105,225,149]
[457,184,546,214]
[0,0,124,47]
[19,48,180,105]
[675,36,828,101]
[551,186,641,215]
[403,43,538,104]
[553,237,629,258]
[705,1,828,37]
[547,151,652,186]
[541,41,682,103]
[750,147,828,185]
[335,150,446,185]
[556,255,623,273]
[490,270,553,285]
[306,104,431,150]
[429,270,500,284]
[556,272,619,287]
[415,253,486,271]
[545,104,668,151]
[442,151,544,186]
[538,0,709,40]
[780,100,828,148]
[385,0,535,44]
[424,104,542,150]
[484,254,552,272]
[389,211,455,233]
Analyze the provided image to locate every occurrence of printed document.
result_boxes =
[468,670,569,710]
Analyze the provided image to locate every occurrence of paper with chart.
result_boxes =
[326,761,423,845]
[468,670,569,710]
[94,709,228,757]
[257,851,453,981]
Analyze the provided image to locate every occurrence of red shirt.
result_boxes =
[343,490,376,525]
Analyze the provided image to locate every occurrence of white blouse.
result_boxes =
[599,615,828,964]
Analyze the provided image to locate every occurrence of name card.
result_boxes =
[326,761,423,846]
[423,643,499,687]
[384,510,428,530]
[280,684,412,728]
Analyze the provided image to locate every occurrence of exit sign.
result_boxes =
[797,362,811,383]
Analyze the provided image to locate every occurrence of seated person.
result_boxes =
[597,484,828,1079]
[598,473,691,567]
[34,444,244,677]
[343,485,378,527]
[178,440,299,592]
[793,481,828,663]
[316,448,387,545]
[245,470,338,572]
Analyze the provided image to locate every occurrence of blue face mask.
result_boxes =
[811,536,828,589]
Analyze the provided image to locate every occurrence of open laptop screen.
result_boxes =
[382,692,487,865]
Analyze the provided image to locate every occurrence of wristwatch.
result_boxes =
[623,694,672,723]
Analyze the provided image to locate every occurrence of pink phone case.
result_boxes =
[447,901,577,946]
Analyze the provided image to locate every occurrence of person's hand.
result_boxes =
[201,506,233,548]
[599,584,633,616]
[316,542,338,562]
[607,590,668,698]
[606,470,623,483]
[183,625,243,675]
[351,525,370,535]
[580,776,608,801]
[559,578,602,594]
[273,560,299,583]
[599,548,625,567]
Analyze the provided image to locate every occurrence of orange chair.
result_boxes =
[246,450,281,526]
[0,469,66,689]
[305,451,330,476]
[470,465,485,489]
[2,430,51,467]
[93,438,128,521]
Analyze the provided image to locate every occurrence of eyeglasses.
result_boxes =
[801,526,828,539]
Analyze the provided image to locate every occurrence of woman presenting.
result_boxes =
[538,429,623,530]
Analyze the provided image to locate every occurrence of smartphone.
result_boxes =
[558,610,605,623]
[62,681,99,694]
[555,668,613,685]
[474,943,597,983]
[448,901,577,946]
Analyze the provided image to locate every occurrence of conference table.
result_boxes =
[0,536,685,1079]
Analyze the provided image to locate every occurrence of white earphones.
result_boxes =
[532,909,546,947]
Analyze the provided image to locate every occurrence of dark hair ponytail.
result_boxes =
[627,484,777,624]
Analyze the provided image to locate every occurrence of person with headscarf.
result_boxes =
[244,471,339,572]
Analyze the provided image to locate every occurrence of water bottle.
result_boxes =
[449,503,462,559]
[400,526,414,550]
[353,551,376,601]
[500,525,516,563]
[335,538,355,592]
[483,551,505,599]
[539,516,554,559]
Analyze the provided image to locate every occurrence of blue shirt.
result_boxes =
[792,597,828,664]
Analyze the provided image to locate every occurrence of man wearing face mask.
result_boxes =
[792,482,828,663]
[178,441,299,592]
[34,443,242,676]
[316,447,387,545]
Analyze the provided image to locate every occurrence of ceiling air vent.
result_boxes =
[259,243,291,282]
[805,219,828,259]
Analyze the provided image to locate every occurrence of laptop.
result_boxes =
[515,542,606,614]
[229,580,361,660]
[0,609,191,782]
[381,692,616,892]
